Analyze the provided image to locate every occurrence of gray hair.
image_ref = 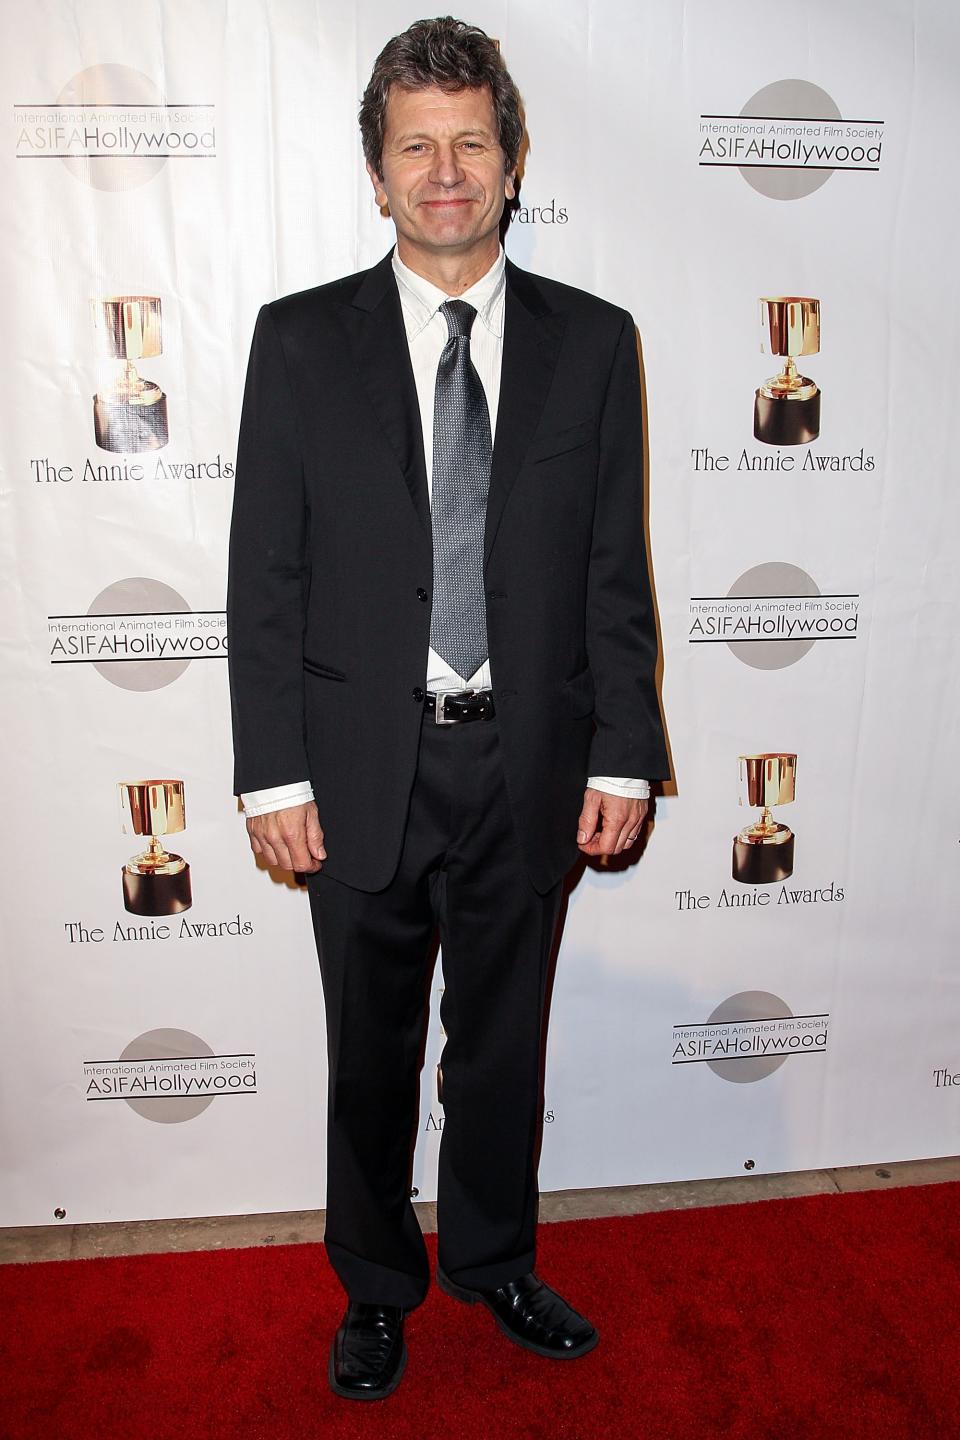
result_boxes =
[359,16,523,178]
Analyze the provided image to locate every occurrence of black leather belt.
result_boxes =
[425,687,496,724]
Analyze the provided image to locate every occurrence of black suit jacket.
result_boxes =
[227,251,669,893]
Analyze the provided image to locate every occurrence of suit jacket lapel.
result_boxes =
[347,252,431,542]
[484,260,565,567]
[341,252,564,564]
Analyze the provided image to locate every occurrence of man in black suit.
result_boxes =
[227,15,669,1402]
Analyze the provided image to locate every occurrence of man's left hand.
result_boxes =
[577,788,648,857]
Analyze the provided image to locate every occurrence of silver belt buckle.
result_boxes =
[432,686,474,724]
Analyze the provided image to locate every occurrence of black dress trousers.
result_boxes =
[306,705,563,1311]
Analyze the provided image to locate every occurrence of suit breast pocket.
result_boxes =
[525,419,597,467]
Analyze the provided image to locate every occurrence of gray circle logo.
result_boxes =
[727,562,820,670]
[740,79,842,200]
[56,65,166,191]
[119,1028,215,1123]
[88,577,191,690]
[707,992,794,1083]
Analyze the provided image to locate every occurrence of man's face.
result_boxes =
[367,83,516,260]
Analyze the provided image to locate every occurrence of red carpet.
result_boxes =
[2,1182,959,1440]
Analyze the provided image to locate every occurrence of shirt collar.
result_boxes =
[392,244,506,341]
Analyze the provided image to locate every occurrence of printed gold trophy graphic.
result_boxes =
[753,297,820,446]
[118,780,192,915]
[732,753,797,885]
[93,296,169,452]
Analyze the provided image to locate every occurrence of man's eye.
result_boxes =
[406,144,426,153]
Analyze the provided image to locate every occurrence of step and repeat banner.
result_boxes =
[1,0,958,1226]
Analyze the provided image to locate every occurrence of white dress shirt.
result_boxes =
[241,245,649,816]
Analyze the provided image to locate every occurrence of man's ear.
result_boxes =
[504,167,517,202]
[366,159,389,213]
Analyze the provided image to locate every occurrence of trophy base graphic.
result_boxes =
[732,830,795,885]
[122,858,192,915]
[94,386,169,453]
[754,389,820,447]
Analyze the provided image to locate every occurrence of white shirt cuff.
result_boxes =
[587,776,650,800]
[241,781,314,817]
[241,776,648,815]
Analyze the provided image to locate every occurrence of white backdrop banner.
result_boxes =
[1,0,958,1226]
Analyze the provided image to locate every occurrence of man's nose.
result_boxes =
[429,144,466,188]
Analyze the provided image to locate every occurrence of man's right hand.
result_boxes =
[245,801,326,874]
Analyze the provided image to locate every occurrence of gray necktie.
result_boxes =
[428,298,492,682]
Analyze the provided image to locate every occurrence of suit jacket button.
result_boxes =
[416,587,429,601]
[412,686,425,702]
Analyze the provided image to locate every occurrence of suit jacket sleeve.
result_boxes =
[226,303,311,795]
[585,312,670,781]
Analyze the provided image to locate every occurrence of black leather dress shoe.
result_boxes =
[436,1267,598,1358]
[328,1302,406,1400]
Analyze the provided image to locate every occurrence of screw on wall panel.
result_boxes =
[743,1160,756,1171]
[54,1208,67,1219]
